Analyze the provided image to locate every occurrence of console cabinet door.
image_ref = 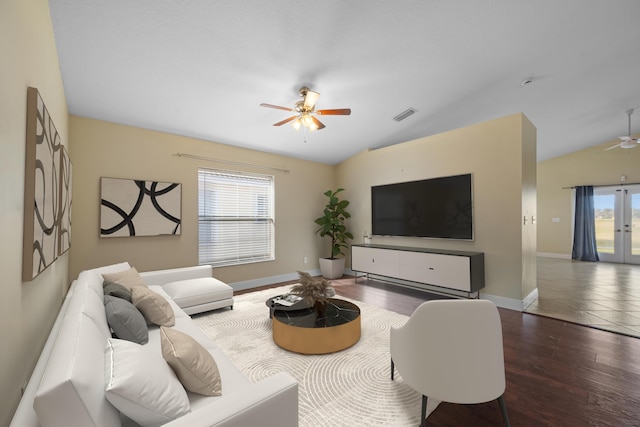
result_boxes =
[352,246,400,277]
[399,251,471,291]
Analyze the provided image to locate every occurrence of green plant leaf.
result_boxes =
[315,188,353,259]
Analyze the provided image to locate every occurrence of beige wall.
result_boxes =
[537,137,640,256]
[0,0,69,425]
[69,116,335,285]
[336,113,537,304]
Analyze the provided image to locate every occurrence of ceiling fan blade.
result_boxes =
[618,136,632,141]
[311,116,325,130]
[260,103,293,112]
[303,90,320,109]
[605,143,623,151]
[273,116,297,126]
[316,108,351,116]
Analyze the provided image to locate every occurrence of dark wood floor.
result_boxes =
[240,276,640,426]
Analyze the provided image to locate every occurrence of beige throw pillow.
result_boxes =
[131,286,175,327]
[102,267,148,291]
[160,327,222,396]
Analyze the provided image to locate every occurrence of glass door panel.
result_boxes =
[594,185,640,265]
[594,193,616,255]
[624,187,640,264]
[593,188,622,262]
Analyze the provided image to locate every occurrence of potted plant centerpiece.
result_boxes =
[290,271,336,317]
[314,188,354,279]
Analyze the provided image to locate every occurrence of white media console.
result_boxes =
[351,244,485,298]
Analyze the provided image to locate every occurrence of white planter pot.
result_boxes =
[318,257,346,279]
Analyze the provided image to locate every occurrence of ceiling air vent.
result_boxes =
[393,108,416,122]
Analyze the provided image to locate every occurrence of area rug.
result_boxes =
[192,285,440,426]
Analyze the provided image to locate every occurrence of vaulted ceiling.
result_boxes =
[49,0,640,165]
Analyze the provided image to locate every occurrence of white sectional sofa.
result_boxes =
[10,262,298,427]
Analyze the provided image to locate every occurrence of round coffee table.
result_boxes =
[272,298,361,354]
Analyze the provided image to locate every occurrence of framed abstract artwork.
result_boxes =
[100,177,182,237]
[22,87,64,281]
[58,146,72,255]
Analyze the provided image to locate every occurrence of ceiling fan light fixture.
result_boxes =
[620,139,637,149]
[290,113,318,131]
[302,113,313,126]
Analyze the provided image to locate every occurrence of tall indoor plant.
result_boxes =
[314,188,354,279]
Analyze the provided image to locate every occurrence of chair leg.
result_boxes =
[421,395,427,427]
[497,394,510,427]
[390,358,395,380]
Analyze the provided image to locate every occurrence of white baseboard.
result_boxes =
[480,293,526,312]
[522,287,539,310]
[230,269,532,313]
[537,252,571,259]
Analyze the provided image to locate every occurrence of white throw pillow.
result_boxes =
[104,339,190,427]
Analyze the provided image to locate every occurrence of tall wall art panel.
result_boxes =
[100,177,182,238]
[58,146,72,255]
[22,87,65,281]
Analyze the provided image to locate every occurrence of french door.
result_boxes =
[593,184,640,264]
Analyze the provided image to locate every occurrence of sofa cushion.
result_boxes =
[132,285,175,326]
[91,261,133,276]
[79,262,131,298]
[34,313,120,427]
[102,267,148,291]
[104,295,148,344]
[64,283,112,339]
[103,281,132,302]
[160,326,222,396]
[105,339,190,427]
[162,277,233,309]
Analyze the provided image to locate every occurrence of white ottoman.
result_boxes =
[162,277,234,315]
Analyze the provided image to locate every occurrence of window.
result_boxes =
[198,169,274,267]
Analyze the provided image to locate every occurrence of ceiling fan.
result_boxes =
[260,87,351,131]
[605,109,640,150]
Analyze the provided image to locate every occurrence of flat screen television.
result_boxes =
[371,173,473,240]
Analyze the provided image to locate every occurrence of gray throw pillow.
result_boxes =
[104,295,149,345]
[104,281,132,302]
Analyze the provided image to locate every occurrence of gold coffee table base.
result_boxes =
[272,299,361,355]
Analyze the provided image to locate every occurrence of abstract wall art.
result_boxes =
[100,177,182,237]
[58,146,72,255]
[22,87,65,281]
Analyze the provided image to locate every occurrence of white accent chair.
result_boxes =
[390,299,510,427]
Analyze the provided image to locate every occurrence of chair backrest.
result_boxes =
[390,299,505,404]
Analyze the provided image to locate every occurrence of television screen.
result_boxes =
[371,174,473,239]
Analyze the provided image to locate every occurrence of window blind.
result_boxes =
[198,169,274,267]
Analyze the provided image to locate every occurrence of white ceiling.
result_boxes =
[49,0,640,165]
